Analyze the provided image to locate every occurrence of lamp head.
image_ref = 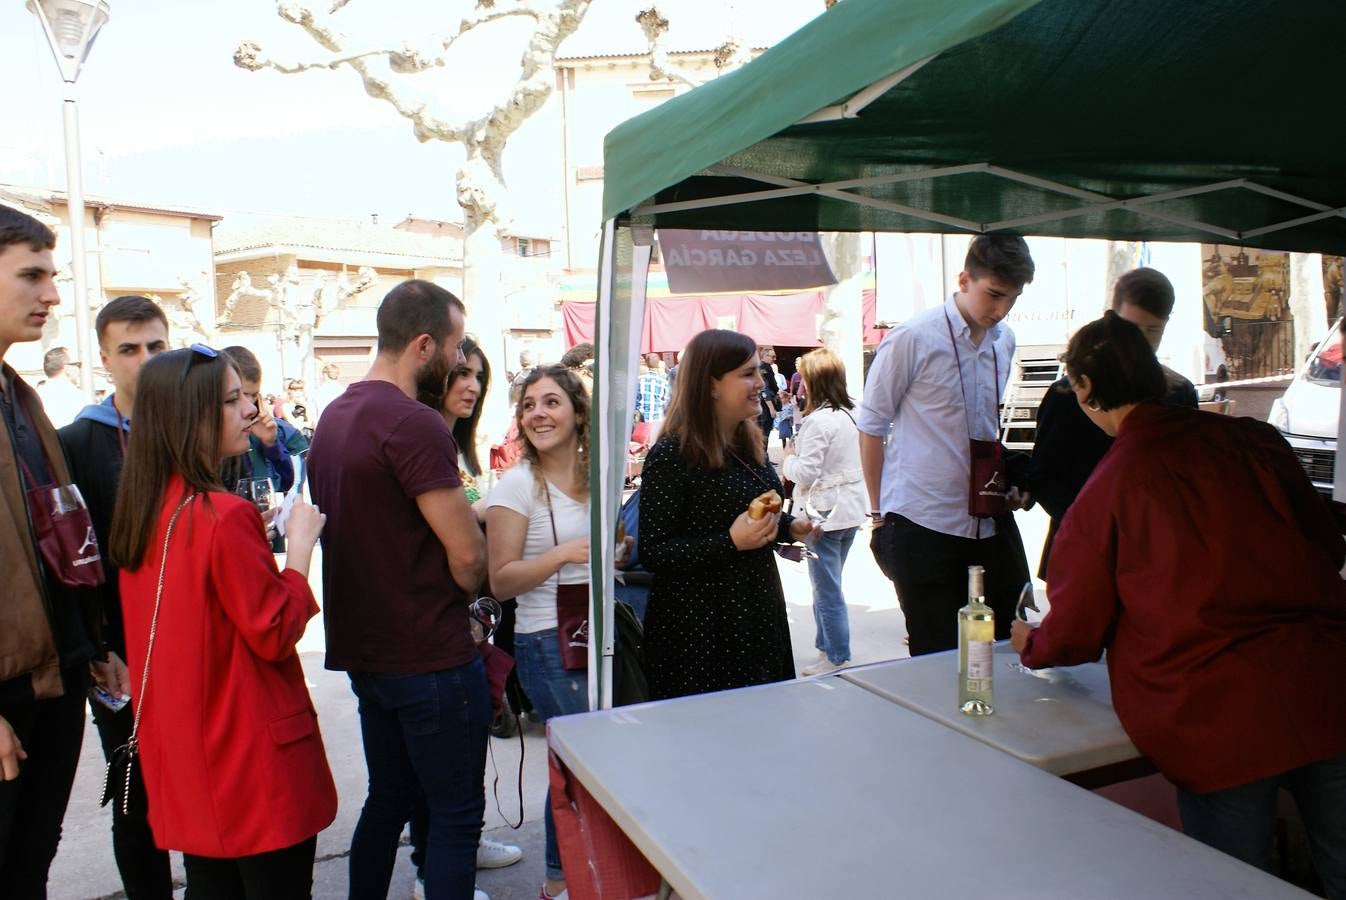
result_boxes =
[27,0,111,84]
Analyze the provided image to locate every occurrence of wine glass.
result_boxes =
[802,483,838,529]
[235,477,275,515]
[793,483,838,561]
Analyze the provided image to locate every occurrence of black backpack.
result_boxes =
[612,600,649,707]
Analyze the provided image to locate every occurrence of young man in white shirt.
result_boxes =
[858,235,1035,656]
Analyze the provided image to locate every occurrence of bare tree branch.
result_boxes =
[637,6,698,88]
[233,40,401,73]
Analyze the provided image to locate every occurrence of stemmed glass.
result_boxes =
[796,483,838,561]
[236,477,276,517]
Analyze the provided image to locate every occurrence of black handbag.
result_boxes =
[101,493,194,813]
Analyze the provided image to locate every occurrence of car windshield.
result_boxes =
[1306,326,1343,386]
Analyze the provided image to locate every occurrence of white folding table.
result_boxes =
[547,677,1309,900]
[840,642,1147,784]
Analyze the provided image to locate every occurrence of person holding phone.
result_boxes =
[110,346,336,898]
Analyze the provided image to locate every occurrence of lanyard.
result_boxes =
[943,311,1000,440]
[114,398,127,456]
[725,447,774,492]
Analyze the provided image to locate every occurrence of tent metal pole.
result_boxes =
[983,166,1112,202]
[593,218,618,712]
[795,55,937,125]
[1236,181,1329,211]
[1241,207,1346,239]
[814,187,981,231]
[633,164,989,216]
[633,163,1344,246]
[709,162,988,193]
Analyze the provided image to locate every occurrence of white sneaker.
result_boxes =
[477,836,523,869]
[415,876,491,899]
[801,657,849,676]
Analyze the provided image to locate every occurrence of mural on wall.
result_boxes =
[1324,256,1343,324]
[1201,245,1294,381]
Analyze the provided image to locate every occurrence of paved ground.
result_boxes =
[47,495,1052,900]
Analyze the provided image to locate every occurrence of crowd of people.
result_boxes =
[2,200,1344,900]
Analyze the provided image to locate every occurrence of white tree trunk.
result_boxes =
[461,205,511,448]
[1289,252,1327,362]
[819,231,865,401]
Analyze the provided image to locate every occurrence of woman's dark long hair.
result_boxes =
[109,348,235,571]
[417,336,491,476]
[450,338,490,476]
[660,329,765,469]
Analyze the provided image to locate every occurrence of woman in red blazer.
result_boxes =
[109,345,336,899]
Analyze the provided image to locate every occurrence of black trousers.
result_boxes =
[91,697,174,898]
[0,669,89,899]
[183,835,317,900]
[870,513,1030,656]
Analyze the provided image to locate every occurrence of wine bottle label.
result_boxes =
[966,640,993,688]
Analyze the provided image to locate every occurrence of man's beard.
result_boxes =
[416,351,452,401]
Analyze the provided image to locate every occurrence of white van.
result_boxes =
[1268,319,1341,494]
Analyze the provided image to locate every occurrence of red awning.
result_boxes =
[563,288,888,352]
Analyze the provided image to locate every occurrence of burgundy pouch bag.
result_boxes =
[555,583,590,671]
[968,438,1009,519]
[21,470,105,589]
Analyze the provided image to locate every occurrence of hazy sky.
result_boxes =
[1,0,826,223]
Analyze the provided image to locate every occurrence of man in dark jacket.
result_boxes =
[1028,267,1199,575]
[0,203,122,895]
[58,294,172,898]
[756,345,782,451]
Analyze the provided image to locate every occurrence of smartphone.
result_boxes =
[90,684,131,713]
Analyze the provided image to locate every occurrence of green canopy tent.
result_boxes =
[585,0,1346,707]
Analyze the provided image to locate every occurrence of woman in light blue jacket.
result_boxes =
[782,349,869,675]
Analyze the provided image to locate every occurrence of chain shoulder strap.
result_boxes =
[127,492,196,748]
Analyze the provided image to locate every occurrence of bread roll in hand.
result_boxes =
[747,490,782,520]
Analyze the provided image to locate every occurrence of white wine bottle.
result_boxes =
[958,565,995,716]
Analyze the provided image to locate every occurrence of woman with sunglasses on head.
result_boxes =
[108,346,336,899]
[639,329,816,702]
[1010,312,1346,896]
[485,365,592,900]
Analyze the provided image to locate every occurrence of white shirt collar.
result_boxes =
[943,292,1003,345]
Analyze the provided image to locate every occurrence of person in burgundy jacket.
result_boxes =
[110,345,336,899]
[1012,311,1346,897]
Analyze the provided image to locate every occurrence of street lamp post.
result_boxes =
[27,0,110,399]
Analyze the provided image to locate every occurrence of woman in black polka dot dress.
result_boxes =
[639,330,816,700]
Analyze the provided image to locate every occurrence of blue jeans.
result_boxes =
[1177,752,1346,899]
[807,527,857,665]
[513,628,589,882]
[347,658,490,900]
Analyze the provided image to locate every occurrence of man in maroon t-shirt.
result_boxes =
[308,279,489,900]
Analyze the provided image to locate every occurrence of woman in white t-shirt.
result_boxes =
[485,365,590,900]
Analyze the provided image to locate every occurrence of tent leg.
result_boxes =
[592,221,651,710]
